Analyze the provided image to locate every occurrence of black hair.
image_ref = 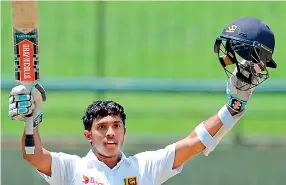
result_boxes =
[81,100,127,131]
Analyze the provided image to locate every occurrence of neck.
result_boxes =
[93,150,121,169]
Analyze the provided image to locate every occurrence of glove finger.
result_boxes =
[10,85,29,96]
[17,101,32,108]
[9,102,17,111]
[25,108,33,116]
[19,108,33,116]
[9,108,19,117]
[9,96,15,104]
[30,102,35,110]
[14,94,31,102]
[9,108,33,118]
[9,108,32,116]
[18,107,30,114]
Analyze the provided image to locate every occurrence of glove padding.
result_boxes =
[9,84,46,124]
[226,60,259,113]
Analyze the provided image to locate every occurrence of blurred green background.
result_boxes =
[1,1,285,185]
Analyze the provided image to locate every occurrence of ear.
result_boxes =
[124,127,126,135]
[84,130,92,143]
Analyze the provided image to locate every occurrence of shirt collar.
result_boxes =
[84,149,129,169]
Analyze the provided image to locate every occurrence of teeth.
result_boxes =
[107,141,115,144]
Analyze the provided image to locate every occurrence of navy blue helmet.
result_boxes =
[214,16,277,90]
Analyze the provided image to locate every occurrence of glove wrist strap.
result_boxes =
[227,94,247,113]
[33,113,43,129]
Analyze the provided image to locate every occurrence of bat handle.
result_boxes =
[25,116,35,154]
[24,83,35,154]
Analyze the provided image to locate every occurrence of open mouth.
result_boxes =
[105,141,117,147]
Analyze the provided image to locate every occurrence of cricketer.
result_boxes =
[8,17,277,185]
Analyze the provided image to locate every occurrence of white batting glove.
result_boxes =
[226,60,259,114]
[9,84,46,128]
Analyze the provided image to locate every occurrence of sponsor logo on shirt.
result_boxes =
[124,176,138,185]
[82,175,89,184]
[82,175,104,185]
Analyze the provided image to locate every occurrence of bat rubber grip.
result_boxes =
[25,135,35,154]
[25,117,35,154]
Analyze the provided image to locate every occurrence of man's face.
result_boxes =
[84,115,126,158]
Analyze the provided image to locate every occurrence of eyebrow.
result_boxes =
[96,120,122,125]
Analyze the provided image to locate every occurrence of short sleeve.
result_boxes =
[134,143,183,185]
[37,152,79,185]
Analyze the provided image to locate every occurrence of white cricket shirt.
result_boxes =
[38,143,183,185]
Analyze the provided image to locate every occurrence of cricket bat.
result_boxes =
[11,0,40,154]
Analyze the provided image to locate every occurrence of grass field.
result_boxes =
[2,91,285,137]
[1,2,285,137]
[1,1,286,79]
[1,3,285,185]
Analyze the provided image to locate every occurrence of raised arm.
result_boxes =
[9,84,52,176]
[173,105,239,168]
[172,61,256,169]
[21,128,52,175]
